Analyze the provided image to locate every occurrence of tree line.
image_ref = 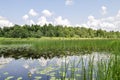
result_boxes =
[0,24,120,38]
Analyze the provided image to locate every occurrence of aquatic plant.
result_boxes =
[0,38,120,58]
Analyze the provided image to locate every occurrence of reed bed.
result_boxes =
[0,38,119,58]
[51,52,120,80]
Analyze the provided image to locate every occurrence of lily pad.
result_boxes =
[5,76,14,80]
[3,72,9,75]
[49,72,56,77]
[76,74,81,77]
[50,77,56,80]
[34,76,42,80]
[17,77,23,80]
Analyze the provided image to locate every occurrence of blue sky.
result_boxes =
[0,0,120,31]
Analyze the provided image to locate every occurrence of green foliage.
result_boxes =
[0,38,120,58]
[0,24,120,38]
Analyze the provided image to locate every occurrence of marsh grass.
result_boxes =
[56,53,120,80]
[0,38,120,56]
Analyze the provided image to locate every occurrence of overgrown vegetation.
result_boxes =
[0,38,120,79]
[0,38,120,58]
[55,53,120,80]
[0,24,120,38]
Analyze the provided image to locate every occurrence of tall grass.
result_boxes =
[57,52,120,80]
[0,38,120,57]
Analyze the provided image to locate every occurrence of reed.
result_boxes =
[57,52,120,80]
[0,38,120,58]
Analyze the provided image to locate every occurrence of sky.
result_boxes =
[0,0,120,31]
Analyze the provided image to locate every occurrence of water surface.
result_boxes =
[0,52,111,80]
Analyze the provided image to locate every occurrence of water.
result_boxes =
[0,52,111,80]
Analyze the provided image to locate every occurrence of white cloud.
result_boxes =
[65,0,73,6]
[101,6,107,15]
[36,16,71,26]
[0,16,13,28]
[23,9,53,25]
[75,24,81,27]
[42,9,52,17]
[116,10,120,17]
[22,15,35,25]
[37,16,52,26]
[22,14,29,20]
[87,15,101,30]
[25,19,35,25]
[85,10,120,31]
[29,9,38,17]
[81,24,89,28]
[21,8,120,31]
[75,24,89,28]
[54,16,70,26]
[29,20,35,25]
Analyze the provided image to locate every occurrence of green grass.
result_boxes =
[0,37,120,58]
[0,37,120,80]
[64,54,120,80]
[33,52,120,80]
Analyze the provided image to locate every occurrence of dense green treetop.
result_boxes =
[0,24,120,38]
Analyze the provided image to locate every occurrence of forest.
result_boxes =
[0,24,120,38]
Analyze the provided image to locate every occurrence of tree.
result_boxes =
[96,29,105,38]
[9,25,29,38]
[0,28,3,37]
[0,24,120,38]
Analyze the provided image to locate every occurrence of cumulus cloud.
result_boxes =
[42,9,52,17]
[85,10,120,31]
[37,16,71,26]
[22,9,71,26]
[26,20,35,25]
[29,20,35,25]
[29,9,38,17]
[101,6,107,15]
[22,14,29,20]
[22,15,35,25]
[54,16,70,26]
[65,0,73,6]
[75,24,89,28]
[87,15,101,30]
[117,10,120,17]
[37,16,52,26]
[0,16,13,28]
[23,9,54,25]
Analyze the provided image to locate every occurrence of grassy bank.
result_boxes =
[0,37,120,58]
